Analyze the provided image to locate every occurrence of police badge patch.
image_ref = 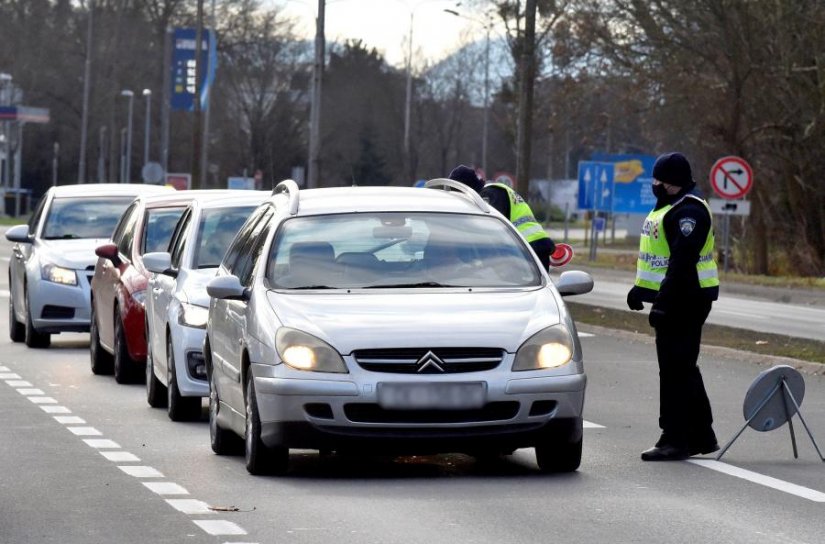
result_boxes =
[679,217,697,236]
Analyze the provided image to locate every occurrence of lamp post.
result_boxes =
[120,89,134,183]
[78,1,94,183]
[142,89,152,167]
[443,8,492,177]
[308,0,325,189]
[1,72,11,204]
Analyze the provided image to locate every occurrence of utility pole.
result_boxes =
[307,0,325,189]
[191,0,204,189]
[78,1,93,184]
[120,90,134,182]
[515,0,537,195]
[142,89,152,167]
[52,142,59,187]
[97,126,106,182]
[403,10,414,183]
[200,0,217,188]
[161,27,172,176]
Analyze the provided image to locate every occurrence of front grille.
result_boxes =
[344,401,519,424]
[41,305,75,319]
[353,348,504,374]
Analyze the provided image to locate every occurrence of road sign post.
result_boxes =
[709,156,754,273]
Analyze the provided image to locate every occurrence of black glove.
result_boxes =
[648,308,667,328]
[626,287,644,311]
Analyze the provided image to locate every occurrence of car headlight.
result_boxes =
[178,303,208,329]
[512,324,575,371]
[275,327,348,373]
[131,289,146,306]
[41,264,77,286]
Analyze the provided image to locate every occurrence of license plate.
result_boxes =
[377,382,486,410]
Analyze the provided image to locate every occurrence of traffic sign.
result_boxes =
[577,161,614,212]
[710,156,753,200]
[588,153,658,214]
[709,198,751,216]
[141,162,164,184]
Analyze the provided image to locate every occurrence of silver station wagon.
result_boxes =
[205,179,593,475]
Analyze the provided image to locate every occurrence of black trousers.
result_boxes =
[653,299,715,447]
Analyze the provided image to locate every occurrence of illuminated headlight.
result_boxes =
[41,264,77,285]
[131,289,146,306]
[512,324,575,371]
[178,303,208,329]
[275,327,347,373]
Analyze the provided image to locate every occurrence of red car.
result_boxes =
[90,191,236,383]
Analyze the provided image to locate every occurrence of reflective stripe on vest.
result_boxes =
[634,194,719,291]
[488,182,549,243]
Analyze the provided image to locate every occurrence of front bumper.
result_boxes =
[29,270,93,333]
[250,360,586,452]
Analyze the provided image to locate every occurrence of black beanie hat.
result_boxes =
[652,152,693,187]
[448,164,484,193]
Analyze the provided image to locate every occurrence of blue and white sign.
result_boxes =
[171,28,217,112]
[590,153,657,214]
[577,161,614,212]
[227,177,255,190]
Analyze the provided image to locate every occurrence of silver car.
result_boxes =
[6,183,171,348]
[205,179,593,475]
[143,192,268,421]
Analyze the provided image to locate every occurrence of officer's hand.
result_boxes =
[648,308,666,328]
[626,287,644,311]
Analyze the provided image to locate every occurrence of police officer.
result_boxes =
[448,165,556,270]
[626,152,720,461]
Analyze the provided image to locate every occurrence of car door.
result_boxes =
[12,194,48,319]
[97,202,139,350]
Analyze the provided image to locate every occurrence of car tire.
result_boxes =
[208,361,241,455]
[113,310,137,384]
[90,301,114,375]
[245,374,288,476]
[534,427,583,473]
[8,286,24,343]
[145,325,167,408]
[24,290,50,348]
[167,335,201,421]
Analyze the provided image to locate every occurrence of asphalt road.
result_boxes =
[2,246,825,542]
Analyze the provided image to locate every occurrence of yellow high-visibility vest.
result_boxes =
[635,194,719,291]
[488,183,549,243]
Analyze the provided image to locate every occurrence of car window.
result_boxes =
[111,202,138,247]
[141,206,185,255]
[223,204,269,273]
[41,196,136,240]
[117,205,141,257]
[191,205,256,269]
[266,212,542,289]
[234,208,274,287]
[169,209,192,269]
[28,195,48,236]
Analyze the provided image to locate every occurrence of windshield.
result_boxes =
[266,212,542,289]
[192,206,256,269]
[42,196,135,240]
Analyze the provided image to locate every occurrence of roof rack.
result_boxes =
[273,179,300,215]
[424,178,491,213]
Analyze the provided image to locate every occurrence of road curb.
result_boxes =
[579,323,825,377]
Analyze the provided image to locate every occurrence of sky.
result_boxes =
[271,0,490,69]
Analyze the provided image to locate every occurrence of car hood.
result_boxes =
[37,238,109,269]
[180,268,217,307]
[265,288,561,354]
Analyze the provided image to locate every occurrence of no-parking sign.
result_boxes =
[710,156,753,200]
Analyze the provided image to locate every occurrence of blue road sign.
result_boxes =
[577,161,614,212]
[171,28,217,112]
[590,153,657,214]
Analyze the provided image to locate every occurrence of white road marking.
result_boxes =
[6,380,30,387]
[583,420,605,429]
[166,499,213,515]
[28,396,57,404]
[715,309,768,320]
[688,459,825,502]
[100,451,140,462]
[0,289,9,298]
[193,520,247,536]
[0,366,10,372]
[83,438,120,449]
[578,332,595,338]
[143,482,189,496]
[40,405,71,414]
[17,388,44,396]
[0,373,22,380]
[118,465,164,478]
[67,426,102,436]
[54,416,86,425]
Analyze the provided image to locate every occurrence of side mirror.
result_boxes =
[207,275,248,301]
[143,252,173,275]
[5,224,31,243]
[95,243,121,265]
[555,270,594,297]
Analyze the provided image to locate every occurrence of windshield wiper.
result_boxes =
[364,281,453,288]
[44,234,82,240]
[287,285,335,290]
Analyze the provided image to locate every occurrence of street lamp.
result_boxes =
[120,89,134,183]
[142,89,152,168]
[1,72,12,214]
[443,8,493,178]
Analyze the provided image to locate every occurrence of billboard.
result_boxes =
[171,28,217,112]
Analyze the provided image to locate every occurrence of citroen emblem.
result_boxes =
[415,350,446,373]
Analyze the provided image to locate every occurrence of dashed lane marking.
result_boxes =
[55,416,86,425]
[28,396,58,404]
[17,388,44,395]
[143,482,190,496]
[118,466,164,478]
[39,405,71,414]
[688,459,825,502]
[166,499,214,515]
[83,438,121,449]
[193,520,248,536]
[100,451,140,462]
[0,373,22,380]
[67,426,102,436]
[6,380,31,387]
[583,420,605,429]
[578,332,595,338]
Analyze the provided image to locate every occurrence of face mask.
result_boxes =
[652,184,668,200]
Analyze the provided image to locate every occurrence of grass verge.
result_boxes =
[567,302,825,365]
